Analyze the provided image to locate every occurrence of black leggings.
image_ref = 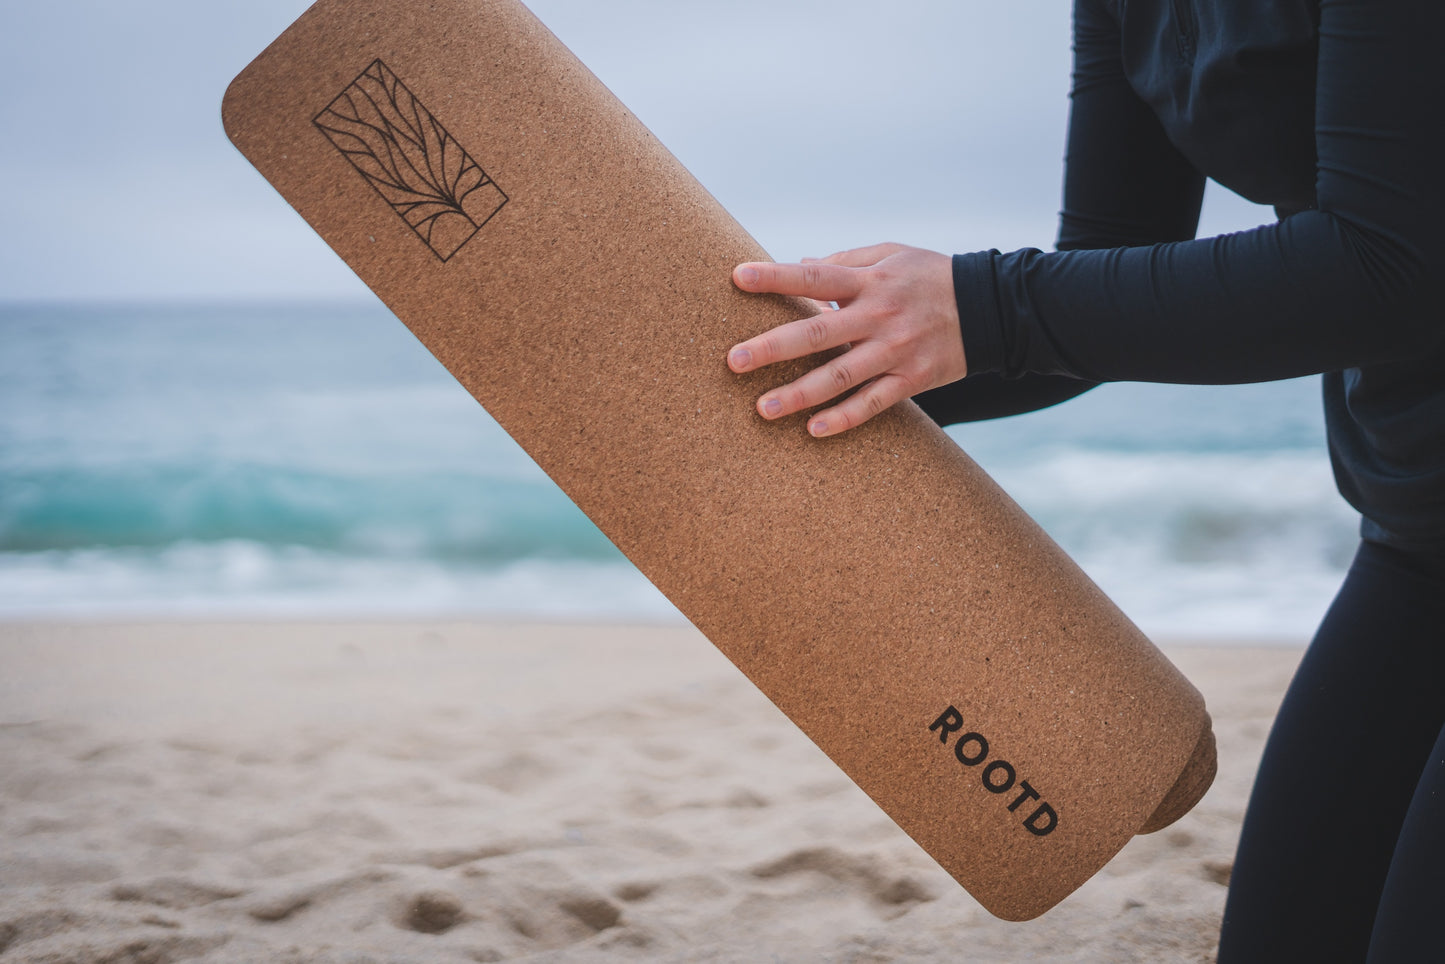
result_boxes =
[1218,540,1445,963]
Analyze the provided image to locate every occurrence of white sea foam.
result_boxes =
[977,448,1355,638]
[0,542,677,622]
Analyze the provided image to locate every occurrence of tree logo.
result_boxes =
[316,60,508,261]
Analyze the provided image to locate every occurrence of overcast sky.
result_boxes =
[0,0,1271,302]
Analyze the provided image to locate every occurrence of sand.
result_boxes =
[0,621,1302,963]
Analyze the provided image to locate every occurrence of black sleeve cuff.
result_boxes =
[952,250,1005,377]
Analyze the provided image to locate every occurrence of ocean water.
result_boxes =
[0,302,1357,637]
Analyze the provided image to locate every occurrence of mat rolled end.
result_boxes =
[1138,716,1218,834]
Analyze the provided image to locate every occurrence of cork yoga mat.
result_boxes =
[223,0,1215,921]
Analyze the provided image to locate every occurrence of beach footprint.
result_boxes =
[110,875,248,910]
[749,845,938,918]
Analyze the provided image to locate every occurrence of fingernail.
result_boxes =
[809,420,828,436]
[763,397,781,417]
[730,347,752,370]
[736,266,759,286]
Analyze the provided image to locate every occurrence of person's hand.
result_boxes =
[727,243,965,437]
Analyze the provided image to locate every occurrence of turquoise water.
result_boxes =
[0,301,1355,635]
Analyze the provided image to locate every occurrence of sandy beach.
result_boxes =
[0,621,1301,962]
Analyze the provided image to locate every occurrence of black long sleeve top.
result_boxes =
[916,0,1445,549]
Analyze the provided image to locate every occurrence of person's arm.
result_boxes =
[731,0,1445,433]
[916,0,1206,426]
[957,0,1445,385]
[912,373,1095,425]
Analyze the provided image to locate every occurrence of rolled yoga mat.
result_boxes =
[223,0,1216,921]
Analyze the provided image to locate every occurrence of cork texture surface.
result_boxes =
[222,0,1213,920]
